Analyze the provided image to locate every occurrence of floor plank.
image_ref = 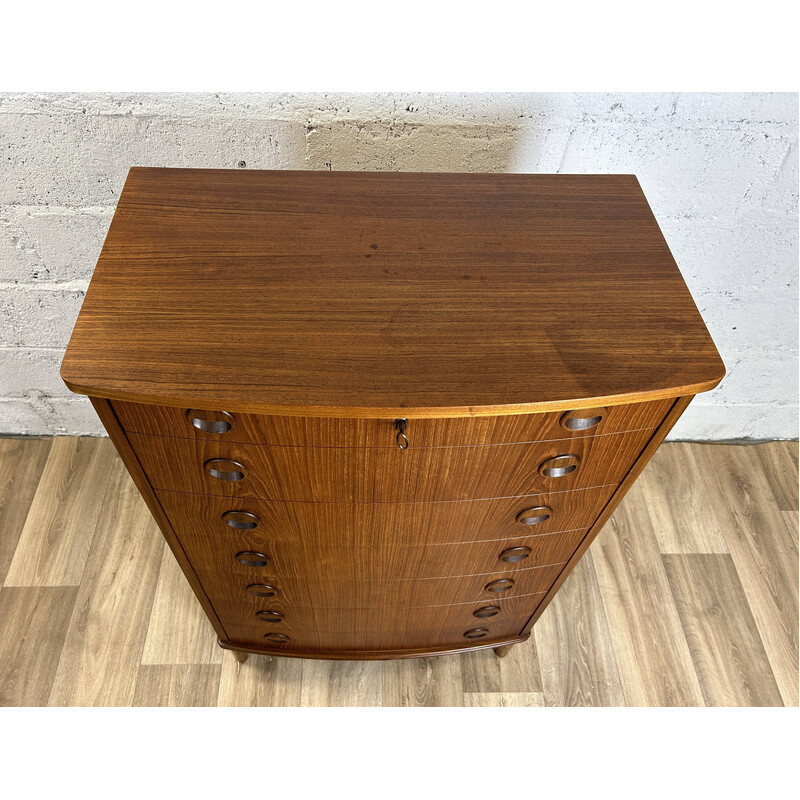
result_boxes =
[0,438,52,585]
[381,654,464,707]
[755,441,799,512]
[299,660,382,707]
[141,546,223,666]
[782,511,798,551]
[4,438,118,587]
[593,483,706,706]
[0,586,79,706]
[663,554,783,706]
[534,551,626,707]
[217,651,303,707]
[46,464,164,706]
[692,444,799,706]
[637,442,729,554]
[132,664,222,707]
[464,692,544,707]
[460,636,543,695]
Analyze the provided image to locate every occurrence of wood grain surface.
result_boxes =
[0,586,79,706]
[216,593,545,634]
[691,444,799,706]
[1,438,794,705]
[663,553,783,706]
[0,438,51,585]
[204,562,565,614]
[140,546,224,666]
[113,397,672,447]
[46,458,164,707]
[4,438,119,587]
[592,483,706,706]
[533,552,626,706]
[132,664,222,707]
[156,483,616,547]
[221,617,529,651]
[168,519,587,582]
[60,170,724,417]
[130,424,658,502]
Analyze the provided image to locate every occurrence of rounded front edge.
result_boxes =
[217,635,529,661]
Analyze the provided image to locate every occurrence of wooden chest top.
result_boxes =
[60,168,724,417]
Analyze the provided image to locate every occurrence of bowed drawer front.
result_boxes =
[108,397,671,656]
[61,169,724,662]
[126,421,660,503]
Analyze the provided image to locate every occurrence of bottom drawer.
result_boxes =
[207,561,565,613]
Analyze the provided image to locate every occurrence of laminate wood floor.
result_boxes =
[0,438,796,707]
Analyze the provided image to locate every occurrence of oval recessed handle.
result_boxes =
[236,551,270,568]
[205,458,247,482]
[485,578,515,593]
[187,409,235,434]
[247,583,278,598]
[499,546,532,563]
[516,506,553,525]
[464,628,489,640]
[222,510,261,530]
[473,605,501,619]
[560,407,606,431]
[538,454,580,478]
[264,633,290,644]
[256,610,284,623]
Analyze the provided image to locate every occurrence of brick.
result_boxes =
[0,207,112,283]
[0,347,68,396]
[0,398,51,435]
[559,124,795,219]
[0,113,308,206]
[0,289,86,348]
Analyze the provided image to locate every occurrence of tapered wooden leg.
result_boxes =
[232,650,249,663]
[493,645,513,659]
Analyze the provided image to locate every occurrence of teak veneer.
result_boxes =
[62,169,724,663]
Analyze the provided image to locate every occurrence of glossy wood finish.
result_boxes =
[202,562,566,615]
[155,484,617,547]
[59,170,726,665]
[223,594,545,634]
[113,397,672,447]
[169,520,585,582]
[129,424,658,503]
[4,439,793,704]
[220,616,530,651]
[61,170,724,418]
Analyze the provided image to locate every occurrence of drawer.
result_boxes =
[221,615,531,652]
[113,398,672,448]
[170,518,586,581]
[222,593,543,635]
[201,562,565,612]
[132,425,656,502]
[156,484,614,546]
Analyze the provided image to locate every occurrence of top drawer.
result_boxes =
[112,398,673,449]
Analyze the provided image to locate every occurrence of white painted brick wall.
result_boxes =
[0,92,796,439]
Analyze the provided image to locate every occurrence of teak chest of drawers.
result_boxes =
[61,169,724,662]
